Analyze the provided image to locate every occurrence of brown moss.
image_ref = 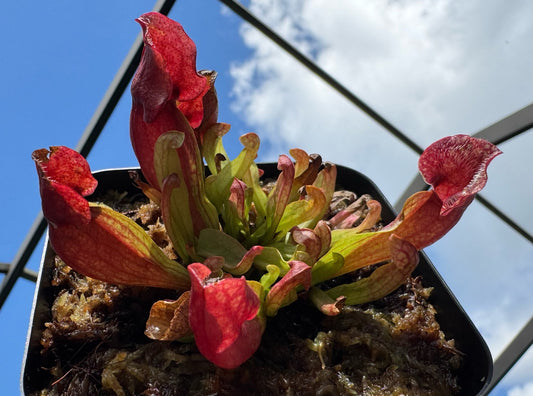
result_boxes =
[31,190,462,395]
[34,264,461,395]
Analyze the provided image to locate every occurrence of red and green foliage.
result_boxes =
[33,12,501,369]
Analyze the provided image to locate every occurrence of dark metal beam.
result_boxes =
[476,194,533,244]
[0,263,38,283]
[473,102,533,145]
[0,213,46,307]
[0,0,176,310]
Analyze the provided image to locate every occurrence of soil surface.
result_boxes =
[29,190,463,396]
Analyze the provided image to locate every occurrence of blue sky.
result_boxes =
[1,1,532,395]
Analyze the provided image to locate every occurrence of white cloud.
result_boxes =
[228,0,533,390]
[232,0,533,139]
[508,380,533,396]
[230,0,533,199]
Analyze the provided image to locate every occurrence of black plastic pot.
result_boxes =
[22,165,493,395]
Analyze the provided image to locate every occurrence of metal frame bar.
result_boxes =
[0,0,176,309]
[1,0,530,393]
[0,264,37,283]
[473,102,533,145]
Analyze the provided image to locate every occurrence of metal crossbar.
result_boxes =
[1,0,530,393]
[0,263,37,283]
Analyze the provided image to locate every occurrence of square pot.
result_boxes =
[22,165,493,395]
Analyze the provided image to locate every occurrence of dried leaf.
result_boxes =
[145,291,192,341]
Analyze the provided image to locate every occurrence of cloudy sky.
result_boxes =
[229,1,533,392]
[1,0,531,394]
